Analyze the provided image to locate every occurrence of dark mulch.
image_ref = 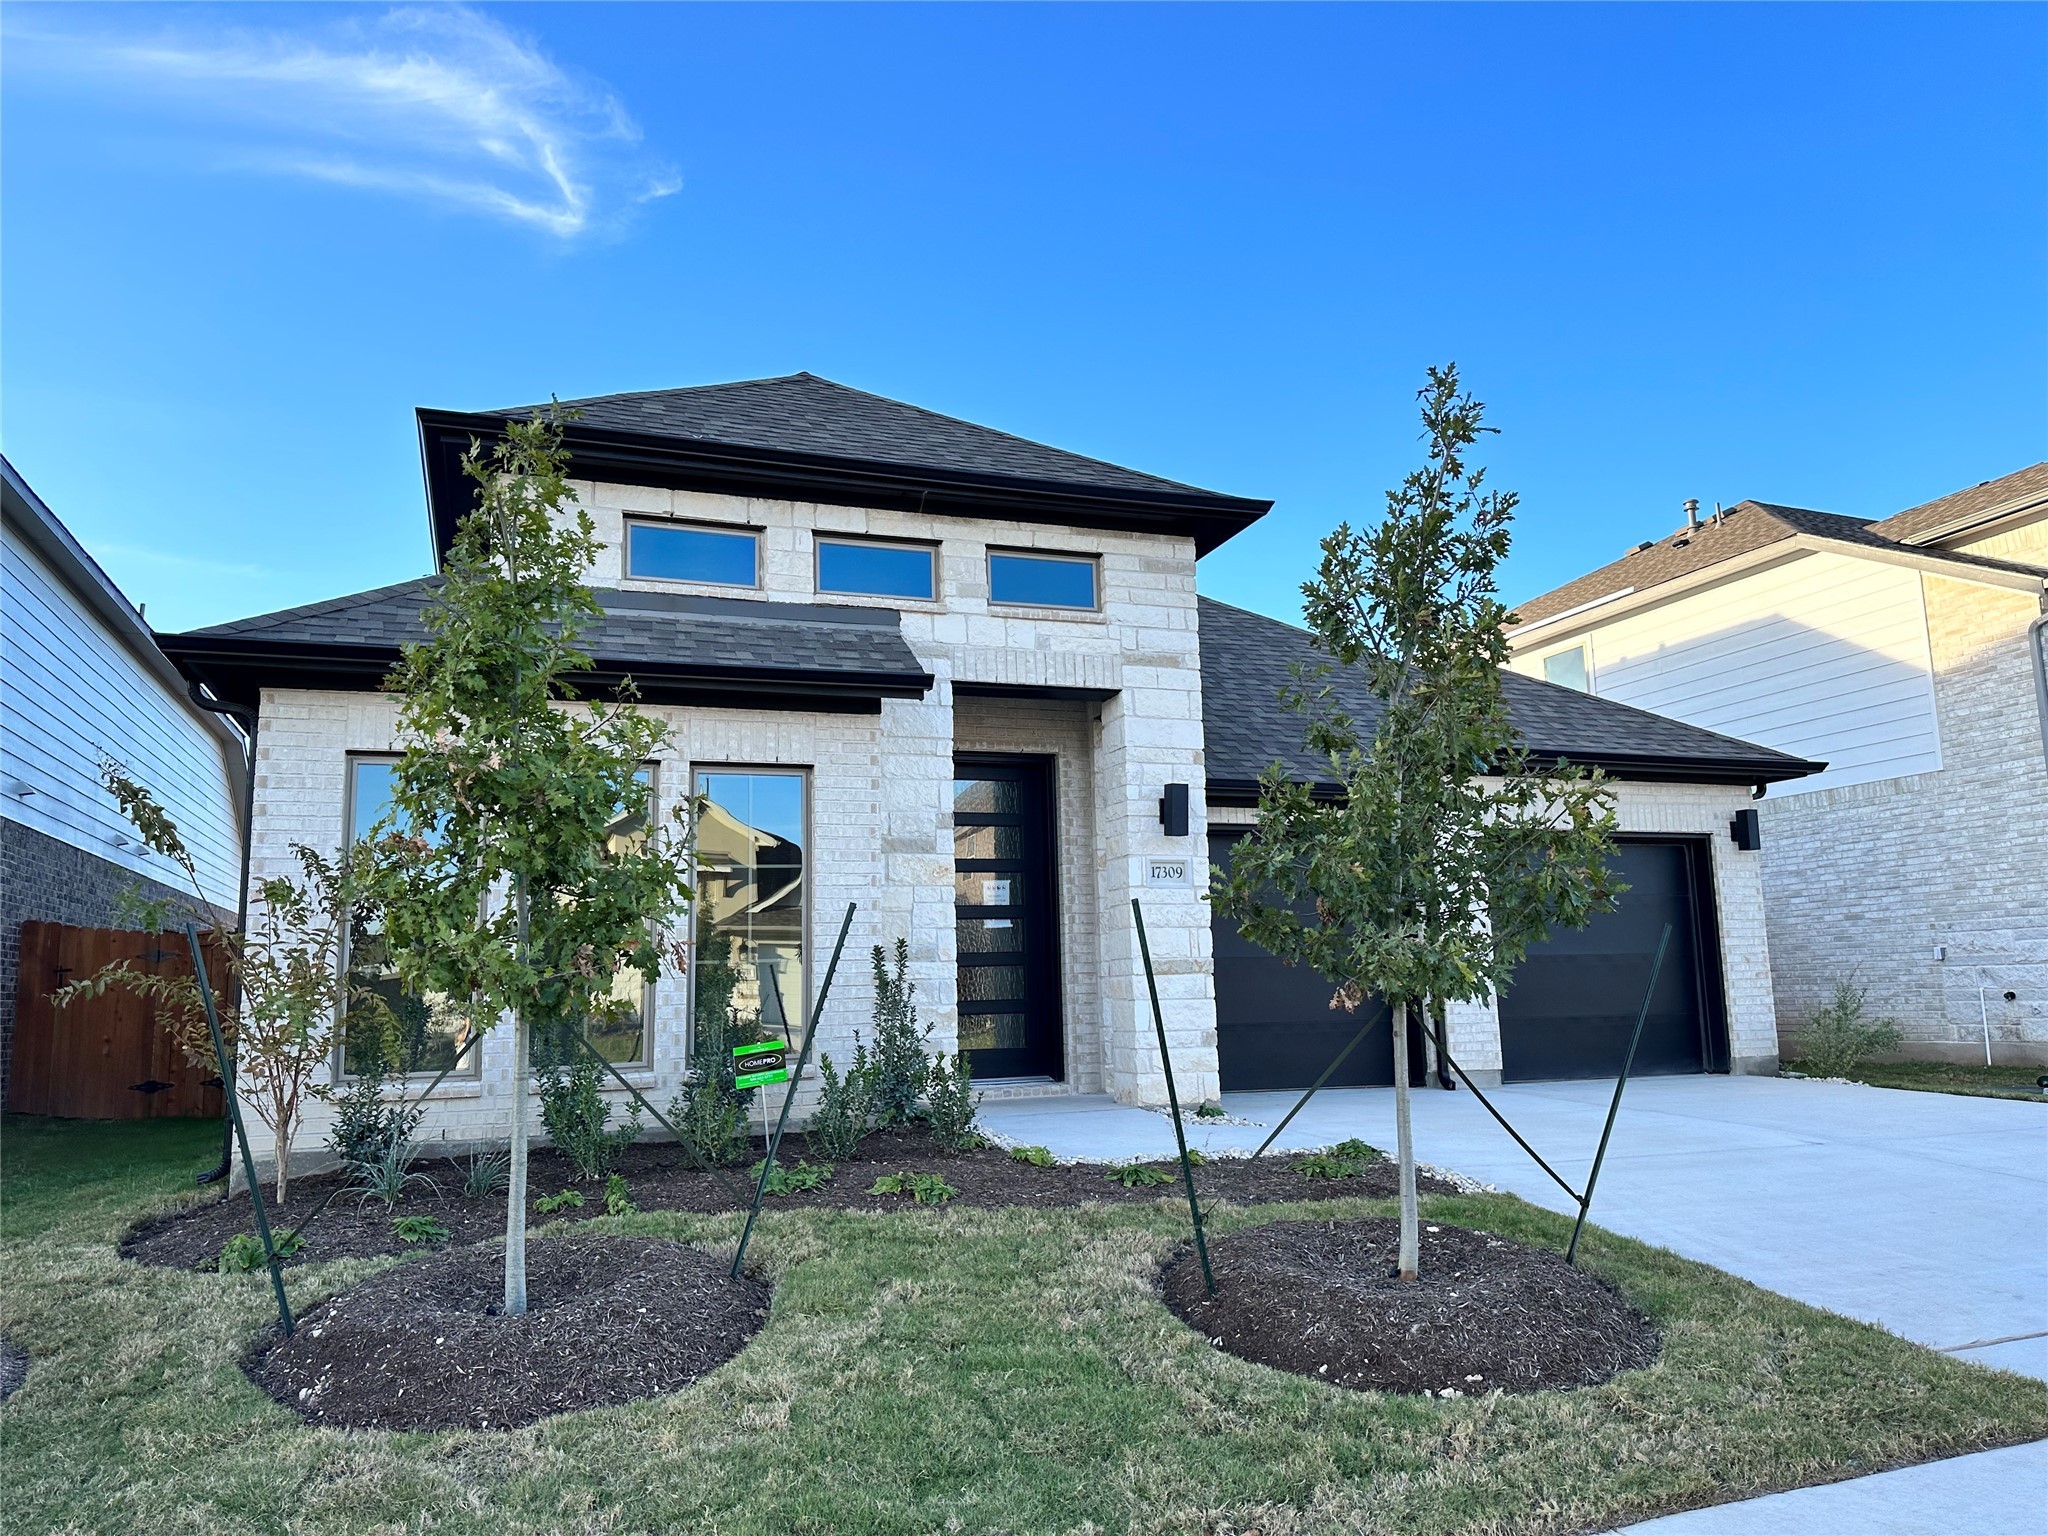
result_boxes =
[247,1235,770,1431]
[0,1337,26,1402]
[122,1128,1450,1271]
[1160,1218,1662,1396]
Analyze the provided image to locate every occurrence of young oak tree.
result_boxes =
[369,410,694,1315]
[54,761,387,1202]
[1213,365,1622,1280]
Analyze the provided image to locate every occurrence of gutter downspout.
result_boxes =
[2029,612,2048,773]
[183,678,257,1188]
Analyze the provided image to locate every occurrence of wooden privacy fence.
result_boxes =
[6,921,226,1120]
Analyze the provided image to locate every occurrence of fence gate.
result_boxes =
[6,921,225,1119]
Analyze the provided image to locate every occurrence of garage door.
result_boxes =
[1497,839,1728,1083]
[1208,830,1395,1090]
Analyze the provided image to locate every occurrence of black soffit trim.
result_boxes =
[1203,747,1826,805]
[155,636,929,717]
[417,409,1272,566]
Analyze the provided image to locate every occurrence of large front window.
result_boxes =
[692,769,807,1047]
[340,757,475,1079]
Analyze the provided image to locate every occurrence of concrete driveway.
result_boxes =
[978,1075,2048,1531]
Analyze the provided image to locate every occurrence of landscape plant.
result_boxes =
[218,1230,303,1274]
[667,957,759,1168]
[366,409,696,1315]
[868,939,930,1125]
[534,1190,584,1214]
[1106,1162,1173,1189]
[535,1046,643,1181]
[923,1050,983,1151]
[1214,365,1622,1279]
[1794,980,1904,1079]
[867,1171,958,1205]
[392,1214,450,1245]
[808,1043,879,1162]
[604,1174,635,1217]
[351,1138,437,1211]
[325,1058,426,1185]
[53,762,391,1202]
[749,1158,832,1195]
[1009,1145,1055,1167]
[459,1151,510,1198]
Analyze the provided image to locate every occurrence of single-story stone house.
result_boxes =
[156,374,1820,1165]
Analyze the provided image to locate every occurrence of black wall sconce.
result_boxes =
[1158,782,1190,838]
[1729,807,1762,851]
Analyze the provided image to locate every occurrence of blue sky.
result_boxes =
[4,3,2042,634]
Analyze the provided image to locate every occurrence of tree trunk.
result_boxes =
[505,880,531,1317]
[1391,996,1419,1281]
[273,1122,291,1206]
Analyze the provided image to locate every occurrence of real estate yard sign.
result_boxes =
[733,1040,789,1090]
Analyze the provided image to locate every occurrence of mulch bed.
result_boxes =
[122,1128,1452,1271]
[1159,1218,1662,1396]
[0,1337,26,1402]
[246,1235,770,1431]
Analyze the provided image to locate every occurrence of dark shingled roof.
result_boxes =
[1196,597,1822,791]
[500,373,1219,499]
[161,580,934,713]
[1868,462,2048,545]
[1510,498,2046,630]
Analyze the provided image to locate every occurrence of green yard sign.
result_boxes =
[733,1040,790,1090]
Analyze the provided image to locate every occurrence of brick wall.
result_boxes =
[0,817,200,1100]
[1759,576,2048,1061]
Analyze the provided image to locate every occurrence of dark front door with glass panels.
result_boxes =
[953,756,1061,1081]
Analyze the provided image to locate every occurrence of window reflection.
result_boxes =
[693,771,807,1047]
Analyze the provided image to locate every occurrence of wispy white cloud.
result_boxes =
[95,541,283,584]
[8,5,677,237]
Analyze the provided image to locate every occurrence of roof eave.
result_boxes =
[1203,748,1823,807]
[417,408,1272,565]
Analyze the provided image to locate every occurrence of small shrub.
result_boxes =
[459,1150,509,1198]
[924,1050,984,1151]
[749,1157,832,1196]
[1329,1137,1383,1163]
[352,1136,439,1210]
[392,1214,449,1245]
[1009,1144,1055,1167]
[1106,1162,1172,1189]
[537,1053,642,1182]
[1297,1149,1377,1180]
[605,1173,635,1217]
[1183,1148,1209,1167]
[326,1064,426,1181]
[534,1189,585,1214]
[1797,981,1904,1079]
[667,996,758,1169]
[868,1171,959,1206]
[869,939,932,1127]
[1194,1102,1227,1120]
[218,1230,303,1274]
[807,1043,878,1162]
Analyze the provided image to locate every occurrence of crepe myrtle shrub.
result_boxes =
[868,939,932,1127]
[53,762,394,1203]
[366,409,696,1317]
[1214,365,1622,1281]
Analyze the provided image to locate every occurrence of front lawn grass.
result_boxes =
[1785,1058,2047,1103]
[4,1115,2044,1536]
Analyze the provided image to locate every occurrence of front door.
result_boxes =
[953,756,1062,1080]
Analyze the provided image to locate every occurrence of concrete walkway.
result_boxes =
[978,1075,2048,1532]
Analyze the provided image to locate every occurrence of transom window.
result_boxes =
[816,537,937,601]
[987,550,1098,609]
[627,521,759,588]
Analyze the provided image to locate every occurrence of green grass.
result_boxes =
[4,1114,2045,1536]
[1786,1058,2047,1103]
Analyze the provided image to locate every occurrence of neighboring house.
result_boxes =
[154,374,1817,1172]
[0,456,247,1100]
[1507,465,2048,1065]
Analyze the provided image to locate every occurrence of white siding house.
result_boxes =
[1509,468,2048,1063]
[1,457,247,1096]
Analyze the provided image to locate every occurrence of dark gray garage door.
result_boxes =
[1208,830,1395,1090]
[1497,839,1729,1082]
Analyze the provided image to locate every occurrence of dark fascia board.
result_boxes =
[157,634,931,717]
[951,680,1119,704]
[417,408,1272,565]
[1204,748,1826,807]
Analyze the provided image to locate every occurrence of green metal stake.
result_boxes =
[1566,924,1672,1266]
[1247,1002,1390,1162]
[184,922,295,1337]
[1132,899,1214,1295]
[731,902,856,1279]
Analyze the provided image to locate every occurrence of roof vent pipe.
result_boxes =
[1684,498,1701,531]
